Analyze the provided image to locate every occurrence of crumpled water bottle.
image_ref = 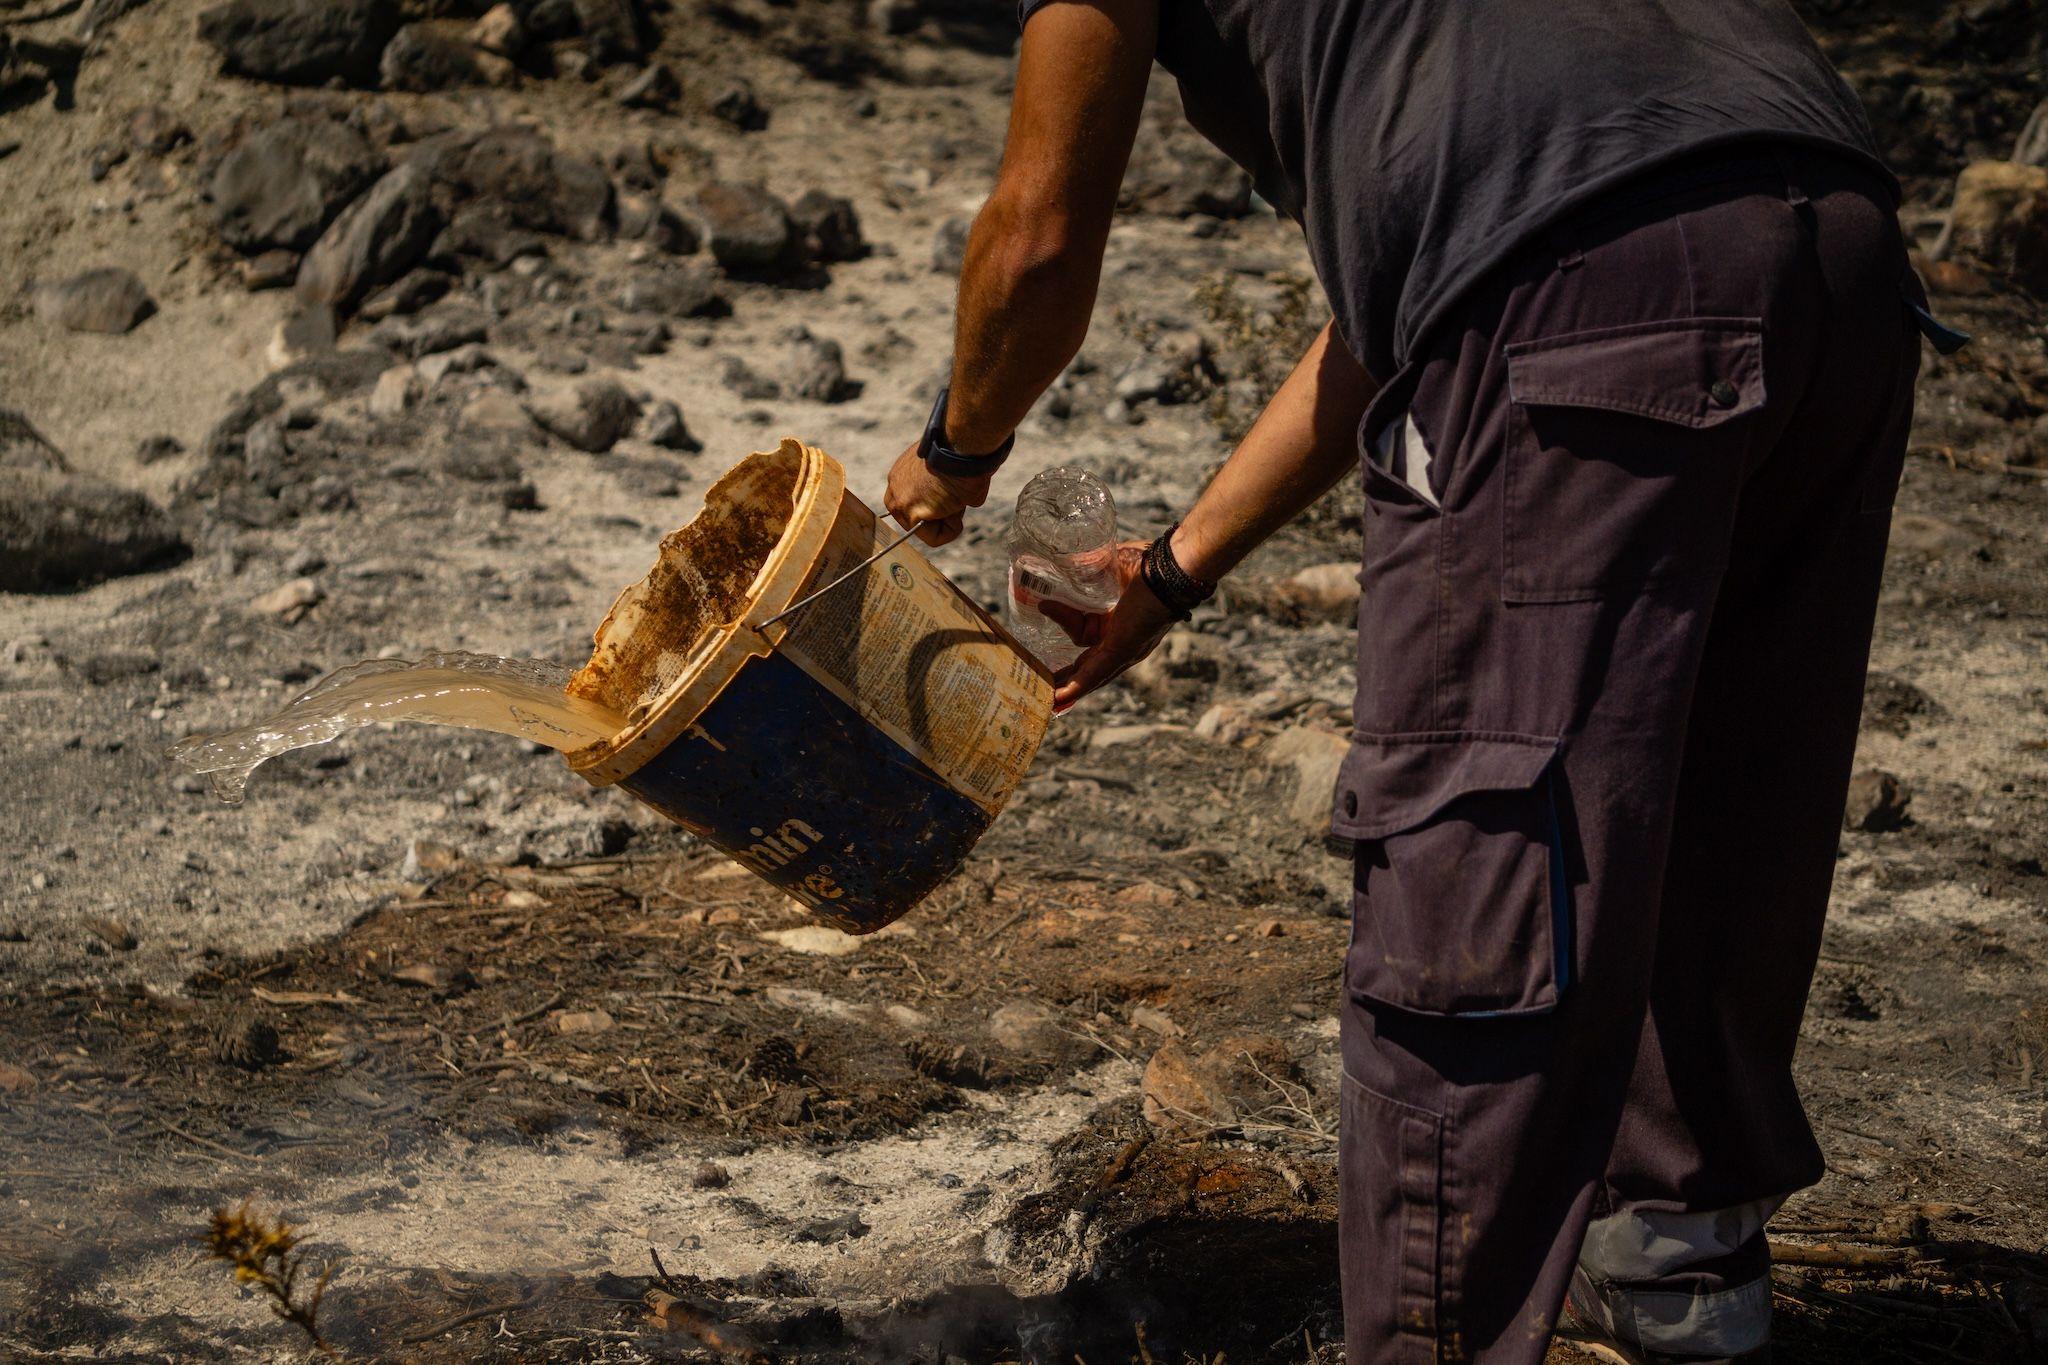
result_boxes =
[1005,466,1120,671]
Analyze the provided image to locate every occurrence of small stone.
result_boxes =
[0,1060,36,1093]
[1193,703,1254,746]
[242,249,301,291]
[379,24,517,91]
[391,963,447,990]
[554,1008,615,1034]
[86,917,138,952]
[468,2,524,55]
[788,330,853,402]
[1265,726,1350,833]
[683,181,793,271]
[417,343,493,387]
[1843,769,1911,833]
[617,62,679,110]
[692,1160,731,1189]
[1130,1004,1180,1038]
[642,398,698,450]
[129,105,191,155]
[1114,880,1178,907]
[1939,160,2048,297]
[367,365,415,419]
[399,837,463,879]
[794,1211,868,1244]
[135,434,185,465]
[710,77,767,131]
[266,305,337,371]
[617,265,722,318]
[987,1000,1059,1054]
[1255,917,1285,938]
[1090,723,1180,749]
[1271,562,1361,623]
[788,189,865,262]
[459,391,535,439]
[33,267,154,334]
[526,376,640,452]
[248,576,323,622]
[1141,1041,1232,1132]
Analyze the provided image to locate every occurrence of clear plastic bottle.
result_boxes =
[1005,466,1121,671]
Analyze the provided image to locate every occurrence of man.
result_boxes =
[885,3,1947,1361]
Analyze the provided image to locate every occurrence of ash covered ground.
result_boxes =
[2,1,2046,1360]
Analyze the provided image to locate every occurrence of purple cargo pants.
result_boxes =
[1332,149,1923,1363]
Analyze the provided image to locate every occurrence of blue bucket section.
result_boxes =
[619,649,991,934]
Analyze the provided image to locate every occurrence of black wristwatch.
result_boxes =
[918,385,1015,478]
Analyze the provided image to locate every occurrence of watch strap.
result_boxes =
[919,385,1015,477]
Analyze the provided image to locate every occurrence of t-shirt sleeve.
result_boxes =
[1017,0,1058,29]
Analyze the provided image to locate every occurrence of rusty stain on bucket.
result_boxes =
[567,439,1053,934]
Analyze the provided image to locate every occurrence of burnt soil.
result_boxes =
[4,0,2048,1361]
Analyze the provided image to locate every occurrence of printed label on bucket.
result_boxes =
[779,498,1047,813]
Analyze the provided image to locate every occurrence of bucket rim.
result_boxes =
[567,439,846,787]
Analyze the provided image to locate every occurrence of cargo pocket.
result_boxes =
[1334,733,1570,1017]
[1340,1072,1445,1362]
[1502,318,1765,604]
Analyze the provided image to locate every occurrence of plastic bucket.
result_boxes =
[566,439,1053,934]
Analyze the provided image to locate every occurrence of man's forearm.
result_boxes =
[1171,321,1378,583]
[943,195,1106,454]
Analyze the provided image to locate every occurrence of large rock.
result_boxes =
[789,189,865,262]
[197,0,400,88]
[209,116,385,253]
[1940,160,2048,297]
[32,268,153,334]
[1141,1034,1301,1135]
[525,376,639,452]
[682,181,792,271]
[788,330,853,402]
[295,161,444,313]
[617,264,722,318]
[1269,561,1361,624]
[571,0,642,63]
[380,24,517,92]
[0,466,186,591]
[431,127,611,241]
[1264,726,1350,834]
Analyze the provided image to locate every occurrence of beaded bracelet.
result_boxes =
[1141,523,1215,620]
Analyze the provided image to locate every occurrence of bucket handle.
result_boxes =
[754,515,929,632]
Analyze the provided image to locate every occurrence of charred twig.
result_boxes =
[398,1288,543,1344]
[496,989,565,1031]
[1770,1240,1924,1270]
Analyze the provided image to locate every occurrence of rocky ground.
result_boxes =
[1,0,2045,1360]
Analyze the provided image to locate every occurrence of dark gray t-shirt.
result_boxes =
[1019,0,1892,380]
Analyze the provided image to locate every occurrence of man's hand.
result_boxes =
[885,442,993,547]
[1044,541,1176,712]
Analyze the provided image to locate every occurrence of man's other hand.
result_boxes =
[1047,540,1175,712]
[886,442,993,547]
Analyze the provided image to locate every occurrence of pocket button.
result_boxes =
[1709,378,1740,408]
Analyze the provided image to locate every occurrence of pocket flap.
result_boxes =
[1331,732,1560,840]
[1506,318,1765,429]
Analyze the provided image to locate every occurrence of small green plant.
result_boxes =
[203,1201,338,1356]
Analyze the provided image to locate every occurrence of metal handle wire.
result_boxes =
[754,515,929,631]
